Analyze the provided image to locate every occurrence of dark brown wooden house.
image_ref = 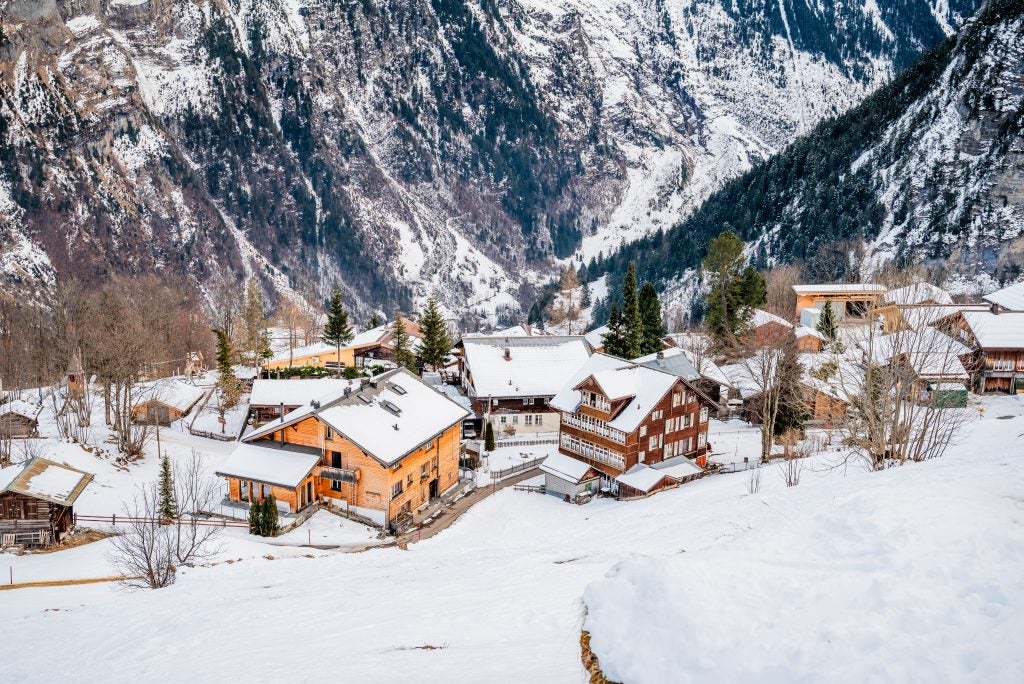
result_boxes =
[0,400,41,438]
[550,354,712,493]
[0,457,93,548]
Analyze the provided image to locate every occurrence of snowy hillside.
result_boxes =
[3,390,1023,681]
[0,0,976,315]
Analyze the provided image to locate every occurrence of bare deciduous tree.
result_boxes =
[763,265,802,319]
[747,467,762,494]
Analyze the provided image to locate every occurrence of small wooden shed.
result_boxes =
[0,399,42,438]
[131,379,207,426]
[0,457,94,547]
[539,452,601,503]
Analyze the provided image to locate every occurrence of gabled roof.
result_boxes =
[549,353,633,413]
[883,282,954,307]
[750,309,792,328]
[249,378,356,407]
[792,283,886,295]
[0,457,93,506]
[616,457,703,493]
[960,311,1024,349]
[584,325,610,349]
[245,369,468,467]
[982,281,1024,311]
[539,452,599,484]
[133,378,206,413]
[215,443,321,489]
[0,399,42,421]
[590,366,680,434]
[461,336,592,398]
[794,325,825,340]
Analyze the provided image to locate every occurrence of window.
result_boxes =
[500,416,507,424]
[392,481,404,499]
[648,436,658,450]
[672,392,681,407]
[535,414,543,426]
[523,398,535,405]
[312,356,320,364]
[240,480,249,500]
[698,432,707,448]
[406,474,413,487]
[420,464,428,479]
[700,406,709,423]
[325,425,334,440]
[652,410,663,421]
[639,450,646,463]
[640,425,647,437]
[525,415,533,426]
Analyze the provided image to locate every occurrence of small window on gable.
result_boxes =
[640,425,647,437]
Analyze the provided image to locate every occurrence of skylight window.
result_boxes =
[382,400,402,416]
[392,384,407,395]
[357,394,371,404]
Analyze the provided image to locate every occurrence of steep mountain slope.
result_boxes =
[0,0,978,316]
[599,0,1024,310]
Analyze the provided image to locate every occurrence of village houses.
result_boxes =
[937,310,1024,394]
[217,368,468,532]
[0,457,94,548]
[263,322,425,374]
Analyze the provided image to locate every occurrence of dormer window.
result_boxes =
[582,390,610,412]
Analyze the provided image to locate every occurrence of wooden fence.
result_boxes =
[491,456,547,481]
[74,514,248,528]
[495,436,558,448]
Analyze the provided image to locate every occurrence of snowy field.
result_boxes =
[2,394,1023,682]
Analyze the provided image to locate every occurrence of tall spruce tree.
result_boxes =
[816,301,838,345]
[621,262,644,359]
[639,282,665,354]
[322,287,353,375]
[602,301,625,356]
[248,494,263,535]
[391,311,417,372]
[263,494,279,535]
[773,335,807,437]
[158,453,178,520]
[484,421,495,452]
[239,278,271,366]
[703,231,766,350]
[213,328,240,406]
[418,295,451,372]
[368,312,382,328]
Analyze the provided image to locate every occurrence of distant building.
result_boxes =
[745,309,824,352]
[982,281,1024,312]
[459,336,593,438]
[937,310,1024,393]
[248,378,356,425]
[0,400,42,438]
[792,283,886,323]
[131,378,207,426]
[263,322,425,374]
[0,457,93,548]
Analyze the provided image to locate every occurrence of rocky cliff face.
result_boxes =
[0,0,977,318]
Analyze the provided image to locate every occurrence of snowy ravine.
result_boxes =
[0,0,976,316]
[3,395,1023,682]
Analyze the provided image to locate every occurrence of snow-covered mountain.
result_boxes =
[602,0,1024,312]
[0,0,977,316]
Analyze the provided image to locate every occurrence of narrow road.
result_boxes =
[395,469,542,546]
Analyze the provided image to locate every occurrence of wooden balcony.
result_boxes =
[317,466,357,483]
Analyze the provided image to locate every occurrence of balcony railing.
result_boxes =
[561,436,625,471]
[561,413,626,443]
[317,466,357,483]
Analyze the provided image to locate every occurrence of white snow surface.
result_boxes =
[22,464,87,502]
[216,442,320,489]
[2,392,1024,681]
[461,337,593,399]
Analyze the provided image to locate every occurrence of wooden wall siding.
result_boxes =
[797,336,822,353]
[264,347,355,372]
[0,492,73,541]
[249,415,461,523]
[560,377,711,475]
[0,414,38,437]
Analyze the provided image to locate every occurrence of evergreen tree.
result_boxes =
[484,421,495,452]
[816,301,838,344]
[738,265,767,309]
[239,278,270,366]
[391,311,417,372]
[580,281,592,309]
[158,453,178,521]
[213,328,240,406]
[621,262,644,358]
[703,231,756,349]
[263,494,279,536]
[773,335,807,437]
[639,282,664,354]
[248,494,263,535]
[322,287,353,376]
[418,295,451,372]
[368,312,382,328]
[602,301,625,356]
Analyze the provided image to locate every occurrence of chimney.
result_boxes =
[656,350,664,360]
[504,346,511,361]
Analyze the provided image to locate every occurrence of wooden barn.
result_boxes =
[0,457,93,548]
[131,378,207,426]
[0,399,42,438]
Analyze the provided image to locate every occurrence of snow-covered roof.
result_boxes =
[931,382,967,391]
[584,325,610,349]
[0,457,93,506]
[0,399,41,421]
[982,281,1024,311]
[652,455,704,479]
[250,378,355,407]
[462,336,593,399]
[601,367,679,434]
[616,458,703,493]
[247,369,468,467]
[792,283,886,295]
[268,341,344,364]
[348,324,392,348]
[961,312,1024,349]
[900,304,989,330]
[719,360,771,398]
[215,443,321,489]
[433,383,473,411]
[864,328,972,363]
[883,282,953,306]
[750,309,792,328]
[490,324,550,338]
[906,353,969,380]
[549,353,633,413]
[794,325,825,340]
[634,347,701,382]
[539,452,597,483]
[134,378,207,413]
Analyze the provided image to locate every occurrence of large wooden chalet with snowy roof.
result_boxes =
[549,353,713,494]
[216,368,468,532]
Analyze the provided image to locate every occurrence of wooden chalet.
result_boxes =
[0,399,42,438]
[721,359,849,428]
[539,451,601,503]
[983,281,1024,313]
[0,457,93,548]
[745,309,824,352]
[937,310,1024,393]
[219,368,468,532]
[131,378,207,426]
[459,336,593,437]
[793,283,886,323]
[615,456,705,500]
[549,354,712,492]
[263,322,425,374]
